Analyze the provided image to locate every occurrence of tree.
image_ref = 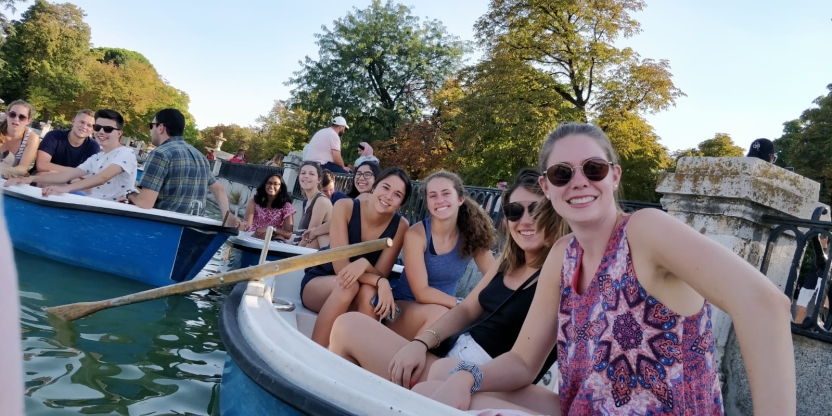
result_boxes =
[254,100,309,159]
[697,133,744,157]
[200,124,265,163]
[0,0,91,121]
[775,84,832,204]
[474,0,684,200]
[0,0,24,51]
[287,0,466,153]
[93,47,152,67]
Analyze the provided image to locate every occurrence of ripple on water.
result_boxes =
[16,249,227,415]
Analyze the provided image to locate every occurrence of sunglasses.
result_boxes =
[355,171,375,179]
[6,111,28,122]
[93,124,121,133]
[148,122,161,130]
[504,201,538,222]
[545,158,614,187]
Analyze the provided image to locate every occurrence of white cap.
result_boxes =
[332,116,349,129]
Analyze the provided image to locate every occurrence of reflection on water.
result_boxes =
[17,249,225,415]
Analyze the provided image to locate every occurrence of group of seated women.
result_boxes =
[240,122,797,415]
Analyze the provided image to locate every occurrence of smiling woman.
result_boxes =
[299,167,412,347]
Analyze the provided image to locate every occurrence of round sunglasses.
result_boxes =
[545,158,614,187]
[503,201,538,222]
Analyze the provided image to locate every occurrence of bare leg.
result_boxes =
[302,275,360,347]
[353,283,378,318]
[385,300,449,340]
[413,381,561,416]
[329,312,439,383]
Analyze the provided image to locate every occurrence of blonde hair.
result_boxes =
[497,168,569,274]
[534,123,622,237]
[423,170,496,258]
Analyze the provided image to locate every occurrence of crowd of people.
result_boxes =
[0,100,797,414]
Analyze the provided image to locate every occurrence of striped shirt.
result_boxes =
[139,136,217,215]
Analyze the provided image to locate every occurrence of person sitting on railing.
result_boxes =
[239,174,295,241]
[347,160,381,201]
[297,161,333,249]
[384,170,497,340]
[355,142,379,167]
[747,138,776,163]
[321,169,348,204]
[0,100,40,173]
[328,168,565,397]
[229,149,246,164]
[418,123,795,416]
[4,109,137,201]
[304,116,349,174]
[301,167,411,347]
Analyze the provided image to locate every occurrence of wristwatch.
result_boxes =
[449,361,483,394]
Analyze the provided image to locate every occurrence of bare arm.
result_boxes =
[241,200,255,231]
[472,249,497,280]
[208,181,230,220]
[36,150,73,173]
[331,149,345,168]
[58,164,123,192]
[354,217,409,284]
[127,188,159,209]
[4,167,85,187]
[630,209,795,416]
[404,223,458,308]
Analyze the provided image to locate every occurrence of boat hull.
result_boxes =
[2,183,236,287]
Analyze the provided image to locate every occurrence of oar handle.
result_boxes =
[47,238,393,321]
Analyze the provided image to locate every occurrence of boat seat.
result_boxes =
[268,271,318,339]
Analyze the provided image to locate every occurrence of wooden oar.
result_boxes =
[45,238,392,321]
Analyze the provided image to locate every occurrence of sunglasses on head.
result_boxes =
[6,111,28,122]
[504,201,538,222]
[93,124,121,133]
[545,158,614,187]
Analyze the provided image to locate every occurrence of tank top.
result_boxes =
[1,128,31,167]
[392,217,471,301]
[557,217,723,415]
[298,192,326,231]
[301,200,402,294]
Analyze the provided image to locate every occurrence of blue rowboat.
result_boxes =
[1,179,237,287]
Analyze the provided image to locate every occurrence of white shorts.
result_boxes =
[446,333,492,366]
[797,281,821,308]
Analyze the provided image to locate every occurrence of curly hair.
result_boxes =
[254,174,292,209]
[423,170,495,258]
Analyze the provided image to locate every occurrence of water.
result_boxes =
[17,248,226,415]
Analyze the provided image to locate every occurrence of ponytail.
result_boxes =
[456,196,496,258]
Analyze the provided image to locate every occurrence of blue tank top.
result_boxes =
[392,217,471,301]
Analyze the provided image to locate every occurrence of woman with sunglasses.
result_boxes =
[384,170,496,340]
[0,100,40,171]
[239,174,295,241]
[297,161,333,249]
[328,168,568,393]
[422,123,795,415]
[303,161,381,246]
[301,167,411,347]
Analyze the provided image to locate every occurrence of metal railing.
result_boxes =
[760,207,832,343]
[218,163,286,191]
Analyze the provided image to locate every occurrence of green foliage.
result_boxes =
[255,100,309,158]
[696,133,744,157]
[0,0,91,120]
[92,47,152,67]
[775,84,832,205]
[287,0,467,154]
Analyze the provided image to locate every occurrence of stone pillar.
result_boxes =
[655,157,821,370]
[282,151,303,192]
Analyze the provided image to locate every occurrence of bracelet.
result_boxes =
[375,276,384,287]
[425,329,441,348]
[412,339,429,350]
[450,361,483,394]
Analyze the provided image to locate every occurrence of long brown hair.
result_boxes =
[0,100,35,145]
[534,123,620,242]
[422,170,495,258]
[497,168,569,274]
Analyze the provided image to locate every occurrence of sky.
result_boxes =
[11,0,832,152]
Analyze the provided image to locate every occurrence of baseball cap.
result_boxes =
[332,116,349,129]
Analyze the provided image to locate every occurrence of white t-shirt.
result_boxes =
[77,146,138,201]
[304,127,341,164]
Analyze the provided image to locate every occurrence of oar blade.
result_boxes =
[44,301,110,321]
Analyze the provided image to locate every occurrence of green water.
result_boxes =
[17,249,226,415]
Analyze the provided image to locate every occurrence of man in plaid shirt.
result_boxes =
[125,109,232,221]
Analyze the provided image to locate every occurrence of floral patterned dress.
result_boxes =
[557,217,723,415]
[250,200,296,232]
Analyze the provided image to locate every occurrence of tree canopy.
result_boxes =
[287,0,467,156]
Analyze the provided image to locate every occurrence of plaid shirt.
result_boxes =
[139,136,217,215]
